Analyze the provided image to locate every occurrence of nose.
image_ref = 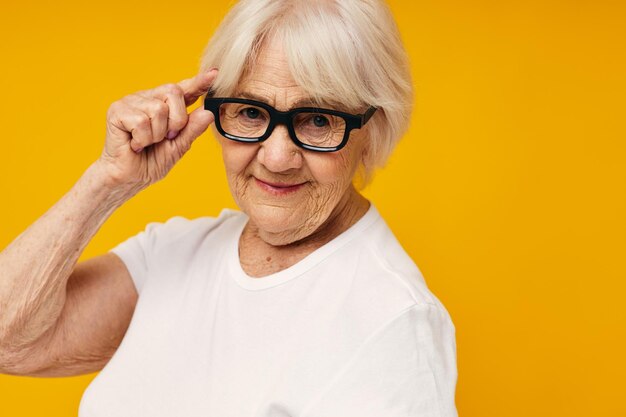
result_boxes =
[256,125,303,173]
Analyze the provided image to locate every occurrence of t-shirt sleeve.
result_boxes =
[301,303,458,417]
[108,216,194,294]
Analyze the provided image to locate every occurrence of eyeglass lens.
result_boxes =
[219,102,346,148]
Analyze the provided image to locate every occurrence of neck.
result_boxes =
[238,186,370,277]
[291,186,370,248]
[251,185,369,247]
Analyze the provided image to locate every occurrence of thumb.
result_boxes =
[178,68,219,106]
[172,105,215,151]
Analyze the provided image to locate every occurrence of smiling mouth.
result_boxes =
[254,177,307,195]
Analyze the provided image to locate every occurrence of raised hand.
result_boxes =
[98,68,218,192]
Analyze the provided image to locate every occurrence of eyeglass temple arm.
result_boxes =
[362,106,377,125]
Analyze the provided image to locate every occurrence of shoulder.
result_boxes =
[142,208,243,246]
[114,208,245,259]
[300,299,458,417]
[348,206,454,326]
[108,208,246,293]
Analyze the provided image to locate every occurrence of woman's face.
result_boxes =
[216,41,368,246]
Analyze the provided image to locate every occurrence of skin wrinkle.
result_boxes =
[219,37,370,277]
[0,160,135,374]
[4,250,133,376]
[5,197,103,350]
[20,202,109,317]
[40,295,115,375]
[5,239,71,350]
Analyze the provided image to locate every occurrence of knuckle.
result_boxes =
[163,83,183,96]
[153,100,169,116]
[124,93,139,102]
[132,113,151,128]
[171,107,187,119]
[169,114,188,130]
[107,101,121,117]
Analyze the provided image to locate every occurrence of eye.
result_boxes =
[312,115,329,127]
[242,107,260,119]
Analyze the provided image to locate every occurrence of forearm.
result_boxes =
[0,161,137,353]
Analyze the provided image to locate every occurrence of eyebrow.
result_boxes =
[234,91,330,110]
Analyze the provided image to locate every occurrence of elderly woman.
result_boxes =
[0,0,457,416]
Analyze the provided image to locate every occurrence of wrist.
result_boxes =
[85,160,143,204]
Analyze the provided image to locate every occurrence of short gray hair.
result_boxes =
[199,0,413,186]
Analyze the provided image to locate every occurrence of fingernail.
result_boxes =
[134,147,143,153]
[167,130,179,139]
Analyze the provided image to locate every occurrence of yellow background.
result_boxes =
[1,0,624,415]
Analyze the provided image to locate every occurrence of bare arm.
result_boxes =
[0,162,138,374]
[8,252,138,377]
[0,68,217,376]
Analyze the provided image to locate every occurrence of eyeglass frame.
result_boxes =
[203,96,377,152]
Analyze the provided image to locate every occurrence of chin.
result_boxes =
[244,203,319,245]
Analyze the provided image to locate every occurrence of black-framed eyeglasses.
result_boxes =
[204,97,377,152]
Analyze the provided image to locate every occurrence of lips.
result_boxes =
[254,177,307,195]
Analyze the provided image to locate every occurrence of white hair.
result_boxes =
[199,0,413,186]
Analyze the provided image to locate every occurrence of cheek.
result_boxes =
[219,138,258,178]
[307,141,363,186]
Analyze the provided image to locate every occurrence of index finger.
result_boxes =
[177,68,219,106]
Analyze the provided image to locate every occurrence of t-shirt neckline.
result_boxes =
[227,203,380,291]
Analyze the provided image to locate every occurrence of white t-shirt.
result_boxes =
[79,204,458,417]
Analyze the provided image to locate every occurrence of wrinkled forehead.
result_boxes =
[233,41,345,111]
[234,40,314,110]
[241,40,293,86]
[233,31,363,113]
